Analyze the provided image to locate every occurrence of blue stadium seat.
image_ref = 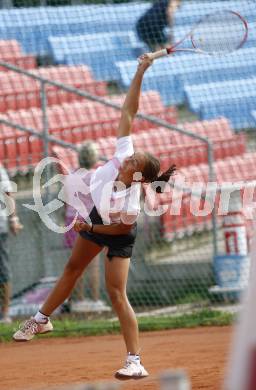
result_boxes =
[251,111,256,125]
[0,3,149,55]
[0,2,254,57]
[48,31,143,81]
[175,48,256,103]
[117,47,256,106]
[171,22,256,51]
[174,1,256,27]
[184,78,256,130]
[116,58,178,106]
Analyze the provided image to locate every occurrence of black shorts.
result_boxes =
[79,207,137,260]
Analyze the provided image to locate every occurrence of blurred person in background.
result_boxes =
[64,141,109,313]
[0,164,23,323]
[136,0,181,51]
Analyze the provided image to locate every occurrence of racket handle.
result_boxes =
[148,49,169,60]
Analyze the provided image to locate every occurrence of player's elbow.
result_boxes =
[121,106,137,120]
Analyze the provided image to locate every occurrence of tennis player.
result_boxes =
[13,54,175,379]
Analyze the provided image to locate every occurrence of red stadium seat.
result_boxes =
[52,146,79,173]
[0,65,108,113]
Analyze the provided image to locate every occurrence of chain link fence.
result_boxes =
[0,0,256,323]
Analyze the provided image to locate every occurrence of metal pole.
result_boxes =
[207,140,218,258]
[40,80,53,278]
[0,118,78,150]
[40,80,50,199]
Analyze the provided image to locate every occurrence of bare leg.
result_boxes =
[72,277,85,301]
[40,236,102,316]
[105,257,139,354]
[88,255,100,301]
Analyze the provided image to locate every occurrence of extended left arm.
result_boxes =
[74,220,133,235]
[117,54,153,139]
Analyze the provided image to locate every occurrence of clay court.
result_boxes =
[0,326,232,390]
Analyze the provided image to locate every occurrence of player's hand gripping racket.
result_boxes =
[147,10,248,60]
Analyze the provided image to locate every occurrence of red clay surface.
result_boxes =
[0,326,232,390]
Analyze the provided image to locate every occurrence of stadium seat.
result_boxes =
[184,78,256,130]
[0,65,107,112]
[0,3,149,55]
[2,111,243,175]
[173,0,256,27]
[0,40,37,70]
[0,90,177,173]
[159,151,256,239]
[48,30,145,81]
[52,145,79,174]
[0,1,254,61]
[117,47,256,106]
[251,110,256,124]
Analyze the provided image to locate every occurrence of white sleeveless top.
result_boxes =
[90,136,141,225]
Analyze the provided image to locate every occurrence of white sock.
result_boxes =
[34,311,49,323]
[127,353,140,363]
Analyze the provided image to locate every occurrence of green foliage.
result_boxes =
[0,309,234,343]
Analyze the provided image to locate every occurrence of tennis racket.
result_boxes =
[147,10,248,60]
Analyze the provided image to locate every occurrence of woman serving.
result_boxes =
[13,54,175,379]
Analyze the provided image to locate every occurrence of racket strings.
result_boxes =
[191,11,247,53]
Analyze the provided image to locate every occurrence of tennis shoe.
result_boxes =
[115,358,149,379]
[13,317,53,341]
[0,316,12,324]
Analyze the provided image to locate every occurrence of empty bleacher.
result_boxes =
[0,91,177,175]
[184,78,256,130]
[0,3,149,56]
[117,47,256,106]
[48,31,144,81]
[0,65,107,112]
[0,39,36,70]
[173,0,256,27]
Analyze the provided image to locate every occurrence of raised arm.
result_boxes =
[117,54,153,139]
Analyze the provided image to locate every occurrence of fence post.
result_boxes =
[207,140,218,258]
[40,80,50,202]
[40,80,55,277]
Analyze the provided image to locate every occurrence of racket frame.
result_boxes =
[147,10,248,60]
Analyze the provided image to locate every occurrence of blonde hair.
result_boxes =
[78,141,99,169]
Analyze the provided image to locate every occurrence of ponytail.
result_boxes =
[153,164,176,194]
[142,152,176,193]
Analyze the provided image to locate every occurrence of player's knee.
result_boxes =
[64,258,84,278]
[107,286,126,308]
